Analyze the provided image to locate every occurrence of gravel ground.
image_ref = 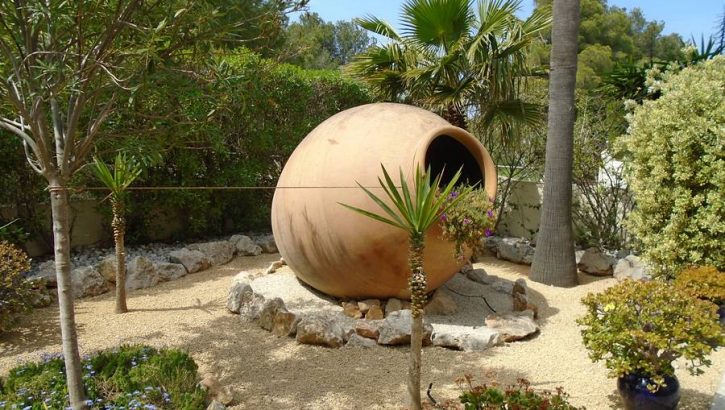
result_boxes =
[1,254,723,410]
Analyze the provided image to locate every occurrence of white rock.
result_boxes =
[424,288,458,316]
[29,260,57,287]
[577,247,616,276]
[126,256,162,290]
[296,313,346,348]
[227,273,253,313]
[71,266,108,298]
[613,255,651,281]
[345,333,378,348]
[384,298,403,317]
[188,241,235,266]
[430,324,500,351]
[496,237,535,265]
[377,309,432,345]
[97,256,121,283]
[466,268,493,285]
[231,235,262,256]
[155,262,187,281]
[256,235,278,254]
[168,248,211,273]
[485,310,538,342]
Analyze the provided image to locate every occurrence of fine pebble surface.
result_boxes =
[2,255,723,410]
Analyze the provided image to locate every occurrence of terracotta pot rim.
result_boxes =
[413,125,498,200]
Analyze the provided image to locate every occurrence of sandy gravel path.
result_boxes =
[1,254,722,409]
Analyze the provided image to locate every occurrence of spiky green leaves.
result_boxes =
[340,165,464,236]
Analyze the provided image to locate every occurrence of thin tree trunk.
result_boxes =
[407,232,427,410]
[49,180,87,409]
[112,199,127,313]
[530,0,580,287]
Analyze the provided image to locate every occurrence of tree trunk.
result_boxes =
[530,0,580,287]
[407,232,427,410]
[49,181,87,409]
[112,199,128,313]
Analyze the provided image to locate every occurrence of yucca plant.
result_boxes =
[341,164,466,410]
[93,153,143,314]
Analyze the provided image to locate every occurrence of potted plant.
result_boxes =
[674,265,725,321]
[578,279,723,410]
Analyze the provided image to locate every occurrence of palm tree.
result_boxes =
[347,0,551,130]
[93,153,143,313]
[529,0,580,287]
[341,165,465,410]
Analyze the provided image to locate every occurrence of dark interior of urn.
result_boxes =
[425,135,484,187]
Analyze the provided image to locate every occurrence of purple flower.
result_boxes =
[485,228,493,237]
[463,217,472,225]
[440,213,448,222]
[448,191,459,199]
[487,209,494,218]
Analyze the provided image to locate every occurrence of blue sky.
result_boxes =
[292,0,725,40]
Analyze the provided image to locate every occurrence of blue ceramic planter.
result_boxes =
[617,374,680,410]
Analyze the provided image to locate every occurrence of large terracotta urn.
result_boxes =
[271,103,496,299]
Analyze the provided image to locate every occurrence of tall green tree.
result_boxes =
[342,166,464,410]
[277,12,375,69]
[347,0,550,129]
[0,1,304,408]
[529,0,580,287]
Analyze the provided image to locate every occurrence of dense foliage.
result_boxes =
[0,241,35,331]
[578,280,724,392]
[0,50,371,244]
[277,12,376,69]
[675,265,725,304]
[0,345,207,409]
[618,57,725,276]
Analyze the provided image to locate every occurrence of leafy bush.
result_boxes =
[675,265,725,304]
[0,49,372,244]
[430,376,583,410]
[578,280,724,392]
[618,57,725,277]
[439,187,496,260]
[0,241,35,332]
[0,345,208,409]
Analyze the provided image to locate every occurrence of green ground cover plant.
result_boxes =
[0,345,207,410]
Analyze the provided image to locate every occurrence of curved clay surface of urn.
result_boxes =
[271,103,496,299]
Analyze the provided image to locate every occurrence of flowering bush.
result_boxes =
[617,56,725,277]
[675,265,725,304]
[0,345,208,409]
[578,280,723,392]
[439,187,496,260]
[0,241,35,332]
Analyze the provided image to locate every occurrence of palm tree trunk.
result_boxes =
[112,199,128,313]
[443,104,467,130]
[407,232,427,410]
[49,180,87,409]
[530,0,580,287]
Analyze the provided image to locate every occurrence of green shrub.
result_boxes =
[430,376,583,409]
[618,56,725,277]
[0,345,208,409]
[0,48,373,244]
[675,265,725,304]
[0,241,35,332]
[578,280,724,392]
[439,187,496,260]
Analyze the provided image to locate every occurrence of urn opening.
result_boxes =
[424,134,484,187]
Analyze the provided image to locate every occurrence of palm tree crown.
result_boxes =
[347,0,551,129]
